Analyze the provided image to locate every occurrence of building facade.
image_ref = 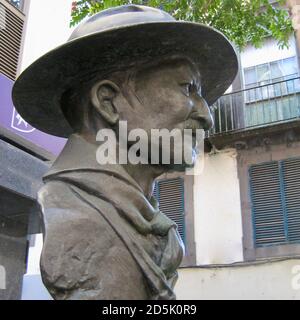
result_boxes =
[176,5,300,298]
[0,0,72,300]
[0,0,48,300]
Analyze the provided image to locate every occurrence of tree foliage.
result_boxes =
[70,0,293,49]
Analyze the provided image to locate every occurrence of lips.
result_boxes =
[184,118,204,131]
[188,111,213,130]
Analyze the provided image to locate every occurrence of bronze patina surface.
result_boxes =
[12,5,238,300]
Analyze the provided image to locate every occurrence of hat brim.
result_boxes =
[12,21,238,138]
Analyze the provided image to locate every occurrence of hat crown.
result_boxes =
[69,5,175,41]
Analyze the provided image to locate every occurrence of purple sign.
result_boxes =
[0,73,66,156]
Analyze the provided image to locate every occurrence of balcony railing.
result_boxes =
[210,77,300,135]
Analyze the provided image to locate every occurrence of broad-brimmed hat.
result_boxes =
[12,5,238,138]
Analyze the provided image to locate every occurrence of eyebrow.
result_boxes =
[181,71,201,88]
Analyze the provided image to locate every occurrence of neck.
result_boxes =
[122,163,165,199]
[81,132,167,198]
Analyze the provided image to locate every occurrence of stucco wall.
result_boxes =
[176,259,300,300]
[20,0,74,72]
[193,149,244,265]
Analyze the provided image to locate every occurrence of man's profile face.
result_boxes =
[120,58,213,169]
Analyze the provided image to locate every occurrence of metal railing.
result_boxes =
[210,77,300,135]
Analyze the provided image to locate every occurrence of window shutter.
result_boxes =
[250,158,300,247]
[153,178,185,243]
[249,162,286,246]
[0,0,25,80]
[282,158,300,242]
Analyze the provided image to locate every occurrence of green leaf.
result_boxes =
[70,0,293,49]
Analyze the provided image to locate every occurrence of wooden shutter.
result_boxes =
[282,158,300,242]
[153,178,185,242]
[249,162,286,247]
[0,0,25,80]
[249,157,300,247]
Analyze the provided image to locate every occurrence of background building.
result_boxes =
[1,0,300,300]
[176,3,300,299]
[0,0,72,300]
[0,0,48,300]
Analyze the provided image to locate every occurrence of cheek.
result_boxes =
[165,91,194,121]
[134,88,193,128]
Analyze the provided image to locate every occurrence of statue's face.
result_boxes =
[88,57,213,169]
[120,59,213,169]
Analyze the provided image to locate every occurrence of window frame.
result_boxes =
[155,172,196,267]
[243,57,299,104]
[238,141,300,261]
[249,158,300,248]
[154,177,186,244]
[244,57,299,88]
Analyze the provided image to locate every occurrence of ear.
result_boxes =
[90,80,120,125]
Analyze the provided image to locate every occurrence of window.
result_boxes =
[0,0,25,79]
[153,177,185,243]
[243,57,300,127]
[244,57,299,89]
[212,57,300,134]
[244,57,300,102]
[249,158,300,247]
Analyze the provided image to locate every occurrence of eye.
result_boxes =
[181,83,193,97]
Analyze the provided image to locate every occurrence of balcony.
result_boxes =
[210,77,300,137]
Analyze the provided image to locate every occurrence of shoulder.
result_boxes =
[38,179,109,233]
[38,179,80,210]
[38,179,148,299]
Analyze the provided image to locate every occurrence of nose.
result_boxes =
[189,96,214,131]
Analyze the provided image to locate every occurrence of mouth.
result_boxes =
[185,118,204,130]
[184,119,205,143]
[187,112,213,131]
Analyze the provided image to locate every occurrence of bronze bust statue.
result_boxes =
[12,5,238,300]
